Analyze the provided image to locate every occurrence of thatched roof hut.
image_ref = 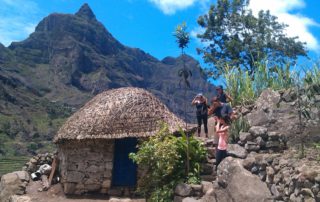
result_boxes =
[54,87,186,143]
[54,87,187,195]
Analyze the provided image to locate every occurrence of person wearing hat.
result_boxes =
[216,85,233,103]
[192,93,209,137]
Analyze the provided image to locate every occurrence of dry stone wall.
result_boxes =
[58,139,114,195]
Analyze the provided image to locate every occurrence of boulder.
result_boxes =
[201,181,213,194]
[200,163,213,175]
[245,141,260,152]
[182,197,199,202]
[246,109,269,126]
[8,195,31,202]
[249,126,268,139]
[282,88,297,102]
[227,144,248,159]
[239,132,253,142]
[217,157,272,202]
[175,183,193,197]
[200,195,217,202]
[0,171,30,202]
[255,89,281,111]
[242,157,256,170]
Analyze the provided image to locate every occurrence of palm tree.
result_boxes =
[174,22,191,174]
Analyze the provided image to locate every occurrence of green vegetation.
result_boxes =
[174,22,193,175]
[222,60,320,157]
[223,61,313,106]
[197,0,307,78]
[0,156,30,176]
[129,124,206,202]
[229,115,250,143]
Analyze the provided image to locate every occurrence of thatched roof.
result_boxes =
[54,87,186,143]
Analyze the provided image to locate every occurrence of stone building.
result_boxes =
[53,87,186,195]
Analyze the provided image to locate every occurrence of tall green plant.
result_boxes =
[174,22,191,174]
[223,61,296,106]
[129,124,206,202]
[229,116,250,143]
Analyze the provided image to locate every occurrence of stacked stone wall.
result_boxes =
[58,139,114,195]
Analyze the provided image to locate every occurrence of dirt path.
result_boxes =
[25,181,145,202]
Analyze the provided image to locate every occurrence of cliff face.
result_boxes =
[0,4,215,156]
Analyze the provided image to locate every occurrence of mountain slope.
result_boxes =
[0,4,215,156]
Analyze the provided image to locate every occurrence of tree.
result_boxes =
[173,22,191,174]
[197,0,307,78]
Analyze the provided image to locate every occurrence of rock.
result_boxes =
[200,175,216,182]
[8,195,31,202]
[206,147,215,159]
[246,109,270,126]
[217,157,272,201]
[300,188,315,198]
[174,196,184,202]
[249,126,268,139]
[201,181,213,194]
[265,141,280,149]
[190,184,202,192]
[200,194,217,202]
[270,184,281,199]
[175,183,193,197]
[255,137,266,148]
[258,171,266,181]
[311,184,319,195]
[315,174,320,183]
[227,144,248,159]
[245,141,260,152]
[239,132,253,142]
[282,88,297,102]
[304,180,314,189]
[251,166,259,174]
[267,131,280,141]
[290,193,302,202]
[242,157,255,170]
[182,197,199,202]
[200,163,213,175]
[0,171,29,202]
[256,89,281,110]
[300,166,320,182]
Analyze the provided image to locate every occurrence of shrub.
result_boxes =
[129,124,206,201]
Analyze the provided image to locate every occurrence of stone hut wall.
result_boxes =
[58,139,114,195]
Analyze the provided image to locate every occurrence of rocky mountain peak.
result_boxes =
[75,3,96,20]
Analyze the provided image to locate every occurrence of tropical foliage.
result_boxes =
[197,0,307,78]
[223,61,297,106]
[129,124,206,202]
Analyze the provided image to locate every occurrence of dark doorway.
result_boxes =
[112,138,138,186]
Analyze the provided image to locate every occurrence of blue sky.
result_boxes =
[0,0,320,65]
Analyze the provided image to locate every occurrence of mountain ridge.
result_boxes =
[0,3,215,156]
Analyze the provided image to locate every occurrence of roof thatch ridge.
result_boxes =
[54,87,186,143]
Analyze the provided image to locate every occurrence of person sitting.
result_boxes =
[192,93,209,138]
[216,85,233,103]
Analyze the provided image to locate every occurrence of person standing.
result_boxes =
[215,116,231,170]
[216,85,233,103]
[192,93,209,138]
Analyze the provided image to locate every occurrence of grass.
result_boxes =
[0,156,30,176]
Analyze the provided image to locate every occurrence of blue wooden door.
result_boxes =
[112,138,138,186]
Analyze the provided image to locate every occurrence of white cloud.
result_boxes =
[0,0,41,46]
[148,0,209,15]
[248,0,320,52]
